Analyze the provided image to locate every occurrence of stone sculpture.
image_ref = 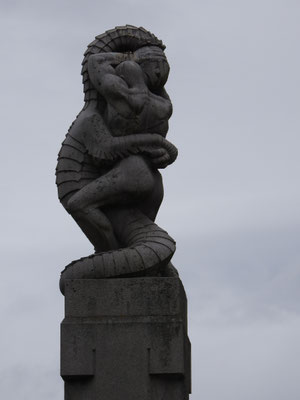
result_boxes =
[56,25,178,292]
[56,25,191,400]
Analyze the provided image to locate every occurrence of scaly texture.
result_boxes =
[56,26,178,295]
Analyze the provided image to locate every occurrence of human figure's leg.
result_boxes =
[66,155,157,252]
[70,206,119,253]
[137,169,163,221]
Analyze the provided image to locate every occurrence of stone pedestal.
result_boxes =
[61,277,191,400]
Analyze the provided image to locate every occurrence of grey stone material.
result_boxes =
[61,277,191,399]
[57,26,191,399]
[56,26,179,290]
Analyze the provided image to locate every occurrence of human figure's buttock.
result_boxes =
[104,61,172,136]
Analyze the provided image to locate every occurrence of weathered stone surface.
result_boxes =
[57,26,192,399]
[61,277,191,399]
[56,26,179,289]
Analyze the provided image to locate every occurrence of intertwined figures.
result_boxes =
[56,26,178,293]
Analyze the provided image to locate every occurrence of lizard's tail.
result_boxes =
[59,210,175,294]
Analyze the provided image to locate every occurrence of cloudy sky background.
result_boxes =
[0,0,299,398]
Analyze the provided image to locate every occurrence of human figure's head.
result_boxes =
[134,46,170,91]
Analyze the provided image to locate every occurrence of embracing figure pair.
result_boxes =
[56,26,178,292]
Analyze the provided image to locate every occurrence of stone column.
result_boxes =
[61,277,191,400]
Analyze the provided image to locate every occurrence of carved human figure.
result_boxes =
[66,46,174,251]
[56,26,178,291]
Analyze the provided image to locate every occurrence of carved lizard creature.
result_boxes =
[56,26,178,293]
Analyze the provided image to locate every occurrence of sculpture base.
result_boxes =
[61,277,191,400]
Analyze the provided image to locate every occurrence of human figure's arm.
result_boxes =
[88,54,147,115]
[87,52,129,82]
[81,114,177,168]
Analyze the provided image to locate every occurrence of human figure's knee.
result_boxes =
[68,198,113,232]
[66,193,83,215]
[66,192,94,220]
[139,170,163,220]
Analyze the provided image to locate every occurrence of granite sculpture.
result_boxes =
[56,25,191,399]
[56,25,179,293]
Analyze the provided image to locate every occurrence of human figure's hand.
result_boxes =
[142,147,171,169]
[138,135,178,169]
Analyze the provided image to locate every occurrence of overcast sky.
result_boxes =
[0,0,299,399]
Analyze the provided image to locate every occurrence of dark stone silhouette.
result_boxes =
[56,26,179,293]
[57,25,191,399]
